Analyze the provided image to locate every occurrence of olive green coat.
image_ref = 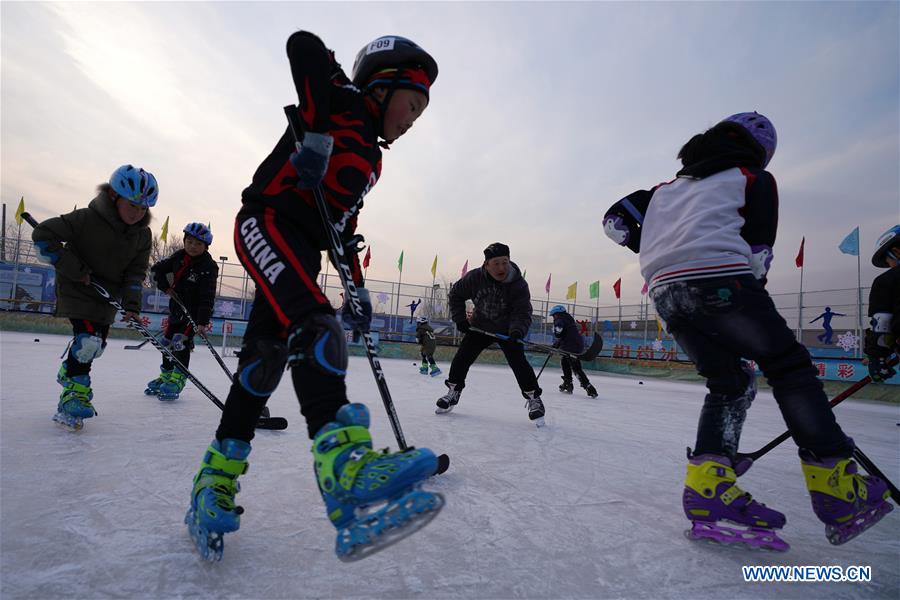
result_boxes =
[31,190,152,324]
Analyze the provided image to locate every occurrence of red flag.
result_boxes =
[461,259,468,278]
[363,246,371,269]
[613,278,621,299]
[545,273,552,294]
[640,281,648,295]
[795,237,804,268]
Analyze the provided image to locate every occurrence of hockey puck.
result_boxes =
[638,381,644,385]
[434,453,450,475]
[34,338,40,342]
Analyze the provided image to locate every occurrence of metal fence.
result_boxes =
[1,228,872,356]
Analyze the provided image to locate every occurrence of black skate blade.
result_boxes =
[433,453,450,476]
[337,491,445,563]
[826,500,893,545]
[256,416,288,431]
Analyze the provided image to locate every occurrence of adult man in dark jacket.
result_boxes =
[549,305,598,398]
[436,242,545,424]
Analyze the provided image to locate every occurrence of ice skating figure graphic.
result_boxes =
[810,307,845,344]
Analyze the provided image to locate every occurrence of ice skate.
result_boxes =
[559,378,573,394]
[185,438,251,561]
[683,453,788,551]
[435,381,461,414]
[157,370,187,401]
[54,364,96,431]
[524,389,545,427]
[801,451,893,545]
[313,403,444,561]
[429,365,442,377]
[582,383,598,398]
[419,364,429,375]
[144,366,173,396]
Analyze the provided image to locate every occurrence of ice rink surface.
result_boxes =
[2,331,898,599]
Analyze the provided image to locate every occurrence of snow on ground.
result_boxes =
[1,330,898,599]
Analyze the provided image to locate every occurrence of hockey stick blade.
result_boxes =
[434,453,450,475]
[124,339,151,350]
[578,333,604,361]
[257,416,289,431]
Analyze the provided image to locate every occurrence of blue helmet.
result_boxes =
[721,112,777,168]
[109,164,158,207]
[549,305,566,316]
[872,225,900,268]
[183,222,213,246]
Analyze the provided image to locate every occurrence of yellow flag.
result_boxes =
[160,216,169,242]
[14,197,25,225]
[430,255,438,278]
[566,281,577,300]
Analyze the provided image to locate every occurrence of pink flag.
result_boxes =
[461,259,468,278]
[640,281,648,295]
[545,273,552,294]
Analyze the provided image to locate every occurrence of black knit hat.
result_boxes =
[483,242,510,260]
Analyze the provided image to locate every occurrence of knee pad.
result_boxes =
[70,333,105,363]
[236,337,287,397]
[169,333,192,352]
[288,313,348,377]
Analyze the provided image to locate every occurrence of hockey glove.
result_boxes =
[508,329,524,342]
[455,320,471,334]
[866,354,896,382]
[290,132,334,189]
[341,288,372,342]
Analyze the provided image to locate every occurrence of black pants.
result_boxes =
[216,208,347,443]
[161,318,195,372]
[447,331,539,393]
[651,275,852,459]
[561,356,590,386]
[65,319,110,377]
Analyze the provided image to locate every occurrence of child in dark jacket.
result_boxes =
[32,164,156,430]
[415,316,441,376]
[549,305,597,398]
[145,223,218,400]
[604,112,891,550]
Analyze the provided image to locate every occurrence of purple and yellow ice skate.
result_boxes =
[801,451,893,545]
[683,453,789,551]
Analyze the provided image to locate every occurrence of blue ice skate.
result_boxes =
[313,403,445,562]
[54,364,96,431]
[144,366,173,396]
[429,366,442,377]
[157,370,187,401]
[419,365,429,375]
[185,438,251,561]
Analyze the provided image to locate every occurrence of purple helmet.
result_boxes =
[721,112,777,167]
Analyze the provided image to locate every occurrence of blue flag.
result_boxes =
[838,227,859,256]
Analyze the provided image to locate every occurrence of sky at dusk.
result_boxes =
[2,1,898,307]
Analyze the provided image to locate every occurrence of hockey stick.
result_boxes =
[168,292,234,379]
[471,327,604,362]
[168,292,285,424]
[124,335,155,350]
[852,447,900,505]
[283,105,449,475]
[736,353,898,463]
[536,354,552,380]
[23,212,287,431]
